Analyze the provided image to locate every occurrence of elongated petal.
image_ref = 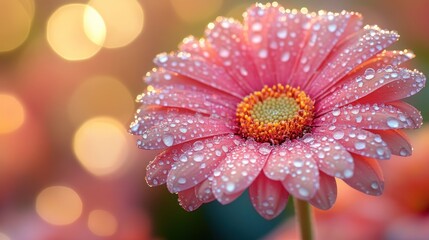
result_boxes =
[309,26,399,97]
[146,143,191,187]
[309,172,337,210]
[154,52,246,98]
[249,174,289,219]
[140,87,236,118]
[314,125,391,160]
[370,129,412,156]
[139,113,235,150]
[300,134,354,179]
[293,11,358,87]
[211,140,271,204]
[343,154,384,195]
[178,187,203,212]
[317,67,425,112]
[315,103,421,130]
[263,140,319,200]
[167,134,240,193]
[206,17,260,92]
[194,179,216,203]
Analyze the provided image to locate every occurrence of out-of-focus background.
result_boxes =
[0,0,428,239]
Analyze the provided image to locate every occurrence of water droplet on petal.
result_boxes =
[333,131,344,140]
[364,68,375,80]
[178,177,187,184]
[328,24,337,32]
[162,134,174,147]
[293,159,304,167]
[192,141,204,151]
[354,141,366,150]
[386,117,400,128]
[370,181,379,190]
[226,182,235,192]
[298,188,309,197]
[277,29,287,39]
[193,153,204,162]
[344,169,353,178]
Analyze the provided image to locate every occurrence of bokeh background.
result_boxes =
[0,0,428,239]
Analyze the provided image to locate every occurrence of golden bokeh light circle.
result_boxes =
[46,4,106,60]
[73,117,129,177]
[88,209,118,237]
[0,93,25,134]
[88,0,144,48]
[35,186,83,226]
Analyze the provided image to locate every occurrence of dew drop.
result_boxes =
[364,68,375,80]
[293,159,304,168]
[219,49,230,58]
[240,67,248,76]
[333,131,344,140]
[193,153,204,162]
[281,52,290,62]
[328,24,337,32]
[258,49,268,58]
[158,54,168,63]
[162,134,174,147]
[252,22,263,31]
[251,35,262,44]
[370,181,379,190]
[298,188,309,197]
[399,148,410,156]
[213,170,221,176]
[193,141,204,151]
[277,29,287,39]
[386,117,400,128]
[354,141,366,150]
[332,109,340,116]
[178,177,187,184]
[344,169,353,178]
[179,127,188,133]
[226,182,235,192]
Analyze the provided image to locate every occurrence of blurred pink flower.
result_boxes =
[130,3,425,219]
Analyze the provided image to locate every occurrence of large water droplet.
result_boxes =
[193,141,204,151]
[226,182,235,192]
[193,153,204,162]
[277,29,287,39]
[364,68,375,80]
[178,177,187,184]
[333,131,344,140]
[386,117,400,128]
[293,159,304,168]
[162,134,174,147]
[354,141,366,150]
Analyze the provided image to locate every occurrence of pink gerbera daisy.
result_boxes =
[130,2,425,220]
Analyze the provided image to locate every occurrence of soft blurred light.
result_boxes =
[0,93,25,134]
[73,117,129,177]
[88,209,118,237]
[46,4,105,60]
[35,186,83,226]
[0,232,10,240]
[88,0,144,48]
[67,75,134,125]
[170,0,223,23]
[0,0,33,52]
[83,5,106,46]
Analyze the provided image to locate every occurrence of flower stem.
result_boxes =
[293,197,314,240]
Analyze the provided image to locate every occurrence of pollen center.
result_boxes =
[236,84,314,145]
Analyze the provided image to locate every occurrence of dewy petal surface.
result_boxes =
[132,2,425,217]
[249,174,289,220]
[211,140,271,204]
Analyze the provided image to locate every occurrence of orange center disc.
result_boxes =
[236,84,314,145]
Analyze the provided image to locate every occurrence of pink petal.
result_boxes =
[317,67,425,113]
[344,49,415,80]
[343,154,384,195]
[206,17,260,92]
[263,141,319,200]
[154,52,246,98]
[337,11,363,42]
[166,134,241,193]
[370,129,412,156]
[249,174,289,220]
[245,4,312,86]
[308,26,399,97]
[309,172,337,210]
[314,125,391,160]
[244,3,287,87]
[130,106,172,136]
[264,140,314,181]
[315,103,421,130]
[140,86,236,118]
[145,143,190,187]
[300,134,354,179]
[179,36,213,61]
[139,113,235,150]
[194,179,216,203]
[388,101,423,128]
[211,140,271,204]
[178,187,203,212]
[294,11,358,88]
[144,68,195,88]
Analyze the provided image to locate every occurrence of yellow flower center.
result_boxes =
[236,84,314,145]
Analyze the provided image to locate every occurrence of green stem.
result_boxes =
[293,197,314,240]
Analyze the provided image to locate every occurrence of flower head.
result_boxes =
[130,2,425,219]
